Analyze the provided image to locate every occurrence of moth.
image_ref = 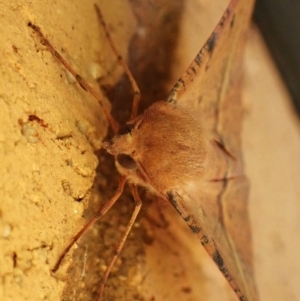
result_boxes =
[29,0,259,300]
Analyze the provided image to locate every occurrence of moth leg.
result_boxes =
[52,176,126,273]
[94,4,141,120]
[28,22,119,133]
[144,197,170,228]
[98,184,142,300]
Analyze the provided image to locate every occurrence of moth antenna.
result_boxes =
[28,22,119,133]
[94,4,141,120]
[51,176,126,273]
[98,185,142,300]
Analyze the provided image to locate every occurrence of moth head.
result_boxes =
[102,116,148,187]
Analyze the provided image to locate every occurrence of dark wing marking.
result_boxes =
[167,0,259,300]
[168,176,259,301]
[167,0,254,163]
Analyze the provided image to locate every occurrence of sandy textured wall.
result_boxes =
[0,1,131,300]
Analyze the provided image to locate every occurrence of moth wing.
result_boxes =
[167,0,254,162]
[169,176,259,301]
[166,0,259,300]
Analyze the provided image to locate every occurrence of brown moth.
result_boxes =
[29,0,259,300]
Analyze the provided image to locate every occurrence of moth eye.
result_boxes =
[117,123,135,136]
[117,153,137,170]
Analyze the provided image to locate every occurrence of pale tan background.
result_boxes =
[0,0,299,301]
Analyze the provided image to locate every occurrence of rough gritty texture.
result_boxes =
[1,1,300,301]
[0,0,126,300]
